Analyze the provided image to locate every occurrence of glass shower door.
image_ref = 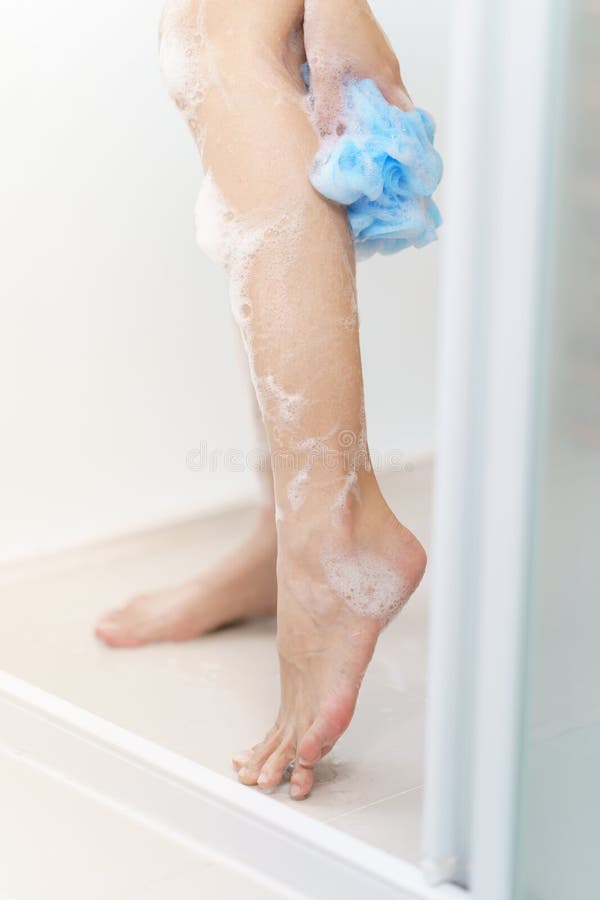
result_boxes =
[514,1,600,897]
[424,1,599,896]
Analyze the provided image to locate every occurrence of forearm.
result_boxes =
[302,0,411,131]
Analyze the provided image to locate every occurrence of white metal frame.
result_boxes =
[468,1,555,898]
[422,0,493,883]
[423,0,555,896]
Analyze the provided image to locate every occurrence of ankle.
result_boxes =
[278,479,426,626]
[278,470,418,566]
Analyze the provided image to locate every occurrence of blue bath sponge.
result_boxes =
[304,67,443,259]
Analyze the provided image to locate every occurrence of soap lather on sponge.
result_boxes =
[303,65,443,259]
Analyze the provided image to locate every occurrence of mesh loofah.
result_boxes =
[304,67,443,259]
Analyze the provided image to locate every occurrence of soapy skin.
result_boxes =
[96,0,429,800]
[303,0,414,127]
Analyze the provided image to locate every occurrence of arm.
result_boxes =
[303,0,412,132]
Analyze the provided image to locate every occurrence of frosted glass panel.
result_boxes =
[514,1,600,898]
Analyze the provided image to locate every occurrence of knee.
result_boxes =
[158,1,213,115]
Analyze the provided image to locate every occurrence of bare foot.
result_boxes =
[233,486,426,799]
[95,508,277,647]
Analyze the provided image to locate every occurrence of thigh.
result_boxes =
[161,0,357,371]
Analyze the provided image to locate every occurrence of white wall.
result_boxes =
[0,1,447,564]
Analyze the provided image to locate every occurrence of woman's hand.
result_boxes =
[303,0,413,133]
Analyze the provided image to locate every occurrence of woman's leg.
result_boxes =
[151,0,426,798]
[95,329,278,647]
[94,3,286,648]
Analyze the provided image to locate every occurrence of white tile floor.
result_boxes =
[0,462,432,876]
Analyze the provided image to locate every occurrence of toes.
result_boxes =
[237,730,282,785]
[297,724,328,767]
[256,743,295,790]
[298,714,343,768]
[232,749,252,772]
[95,613,135,648]
[290,761,314,801]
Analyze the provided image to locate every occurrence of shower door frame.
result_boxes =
[422,0,557,897]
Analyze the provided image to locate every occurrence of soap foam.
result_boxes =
[333,470,360,510]
[260,374,306,425]
[194,170,276,333]
[321,548,407,624]
[287,468,310,511]
[159,0,211,122]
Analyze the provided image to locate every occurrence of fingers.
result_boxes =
[378,79,414,112]
[309,66,414,138]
